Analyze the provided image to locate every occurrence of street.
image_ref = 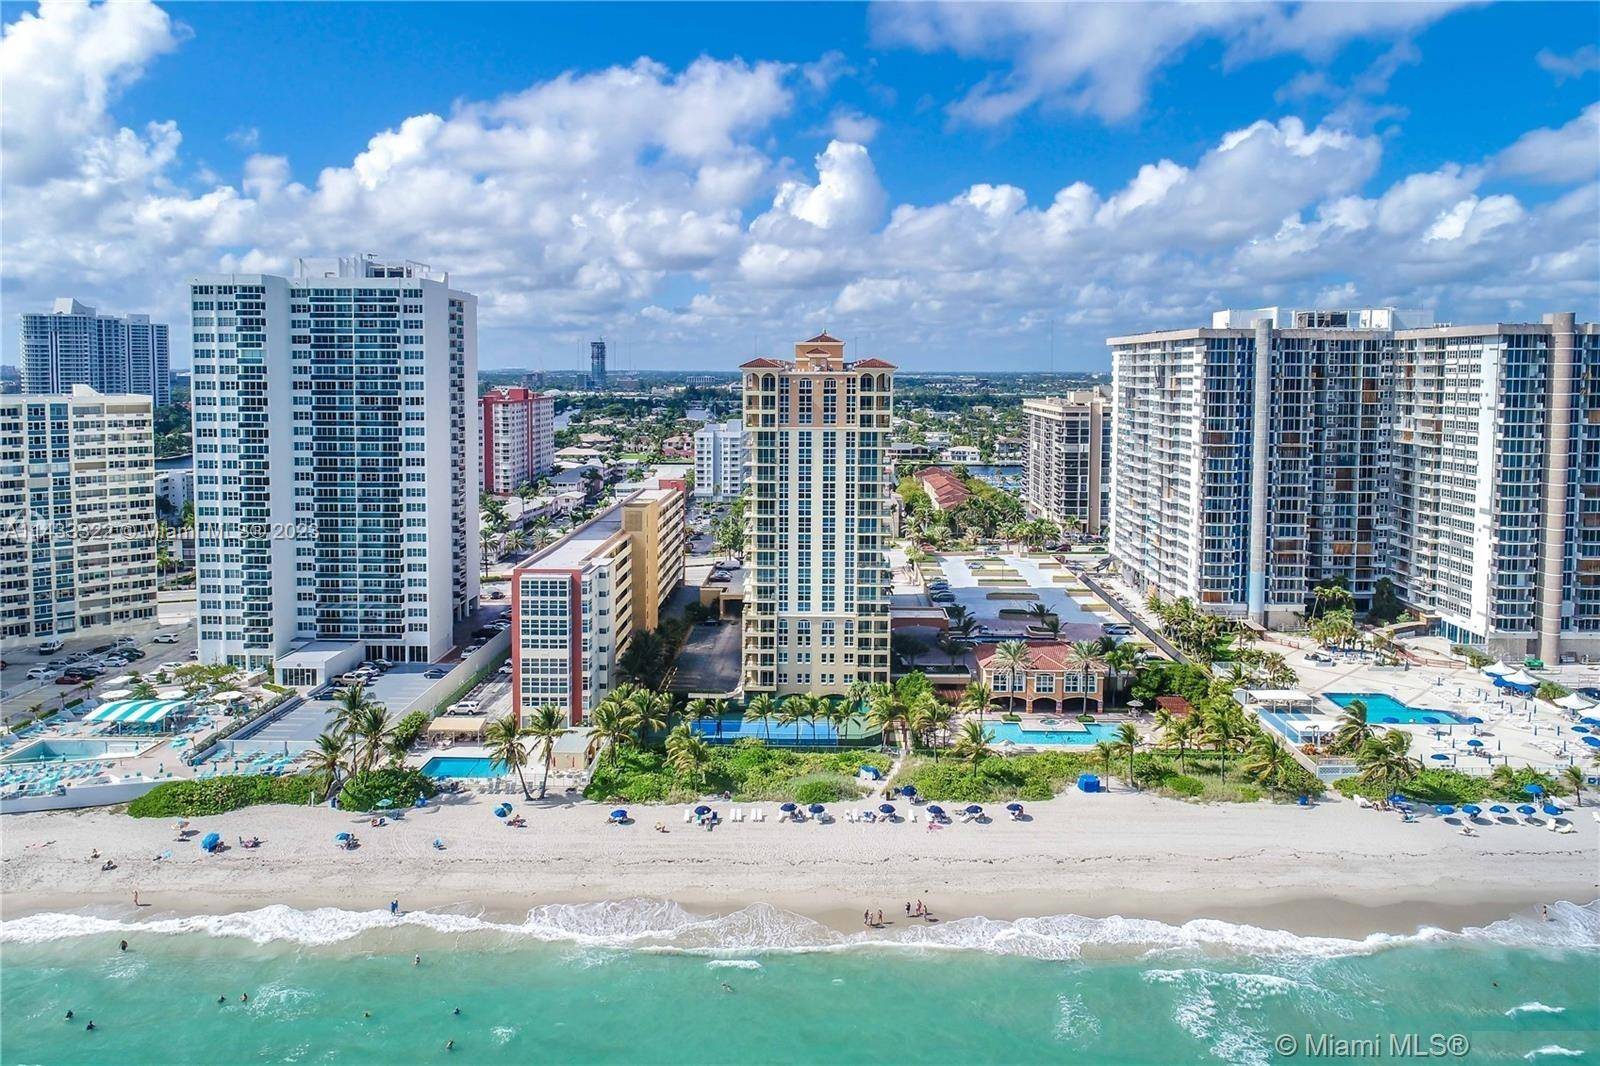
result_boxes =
[0,614,198,727]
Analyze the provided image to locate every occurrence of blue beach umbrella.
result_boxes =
[1382,717,1399,724]
[1387,794,1406,805]
[926,805,945,817]
[1583,736,1600,748]
[610,809,627,820]
[1489,805,1510,814]
[964,805,983,815]
[1516,805,1537,815]
[900,785,918,797]
[694,805,712,815]
[494,805,510,818]
[1429,753,1450,761]
[1465,738,1483,748]
[200,832,221,852]
[1005,803,1023,812]
[334,832,351,842]
[1433,805,1456,815]
[1581,716,1600,727]
[1524,784,1545,796]
[1572,726,1590,733]
[808,803,825,815]
[1542,804,1563,817]
[779,802,797,812]
[878,803,895,815]
[1461,804,1482,816]
[1465,717,1483,724]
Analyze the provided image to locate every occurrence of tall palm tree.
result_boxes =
[919,703,955,757]
[335,682,372,734]
[627,686,671,743]
[1355,729,1419,797]
[1202,703,1243,780]
[1092,739,1117,779]
[484,712,533,799]
[351,704,393,774]
[990,640,1031,714]
[585,700,633,765]
[1560,764,1585,807]
[525,704,569,799]
[745,692,778,744]
[824,697,855,742]
[1114,721,1141,790]
[950,719,995,784]
[1239,734,1289,790]
[665,724,713,791]
[1067,640,1107,712]
[307,730,349,802]
[1332,699,1373,754]
[1161,714,1194,774]
[959,681,996,724]
[774,696,806,745]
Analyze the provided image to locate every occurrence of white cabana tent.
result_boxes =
[1499,670,1541,688]
[1555,692,1595,711]
[82,699,188,726]
[1481,661,1514,677]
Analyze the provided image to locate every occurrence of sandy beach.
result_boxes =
[4,789,1596,938]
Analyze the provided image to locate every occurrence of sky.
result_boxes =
[1,1,1597,373]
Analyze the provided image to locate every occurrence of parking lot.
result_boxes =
[0,619,198,726]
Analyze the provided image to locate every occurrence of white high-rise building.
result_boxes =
[189,255,479,682]
[0,386,158,642]
[480,386,554,494]
[740,334,895,697]
[19,299,170,406]
[693,418,745,499]
[1023,390,1112,536]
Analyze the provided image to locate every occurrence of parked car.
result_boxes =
[56,673,85,685]
[1305,652,1335,665]
[372,659,395,671]
[152,633,180,644]
[160,661,184,671]
[497,663,513,676]
[423,669,448,680]
[486,588,504,599]
[38,640,64,655]
[463,643,484,655]
[26,666,52,680]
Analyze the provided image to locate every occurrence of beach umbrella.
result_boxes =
[610,809,627,820]
[779,802,797,812]
[877,803,896,815]
[200,832,220,852]
[964,805,983,815]
[1005,803,1023,812]
[1583,736,1600,748]
[1542,804,1563,817]
[1573,726,1591,734]
[377,798,395,809]
[1387,794,1406,805]
[334,832,351,842]
[1461,804,1482,817]
[1429,753,1450,761]
[1489,805,1510,814]
[694,805,712,815]
[927,805,945,817]
[1433,804,1456,815]
[1523,784,1544,796]
[1582,716,1600,727]
[900,785,918,797]
[173,819,189,830]
[1516,805,1537,815]
[808,803,825,815]
[1382,717,1399,724]
[1465,738,1484,748]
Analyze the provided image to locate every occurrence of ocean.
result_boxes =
[2,899,1597,1064]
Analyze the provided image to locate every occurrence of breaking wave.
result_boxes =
[3,898,1596,961]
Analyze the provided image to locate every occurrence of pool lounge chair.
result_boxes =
[751,808,765,822]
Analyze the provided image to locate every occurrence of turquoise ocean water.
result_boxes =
[2,899,1597,1064]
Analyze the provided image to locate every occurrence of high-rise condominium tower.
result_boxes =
[740,334,894,696]
[1109,307,1599,661]
[19,299,170,406]
[481,386,554,494]
[0,386,157,641]
[189,255,478,682]
[589,339,607,389]
[693,418,746,500]
[1023,390,1112,536]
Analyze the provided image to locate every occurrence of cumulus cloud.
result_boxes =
[871,0,1467,124]
[1,0,1595,371]
[1536,45,1600,82]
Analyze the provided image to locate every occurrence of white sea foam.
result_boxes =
[705,959,762,969]
[4,898,1597,961]
[1506,1002,1567,1017]
[1524,1047,1584,1060]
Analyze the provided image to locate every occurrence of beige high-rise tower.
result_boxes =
[740,334,894,697]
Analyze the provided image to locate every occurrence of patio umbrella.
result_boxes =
[964,805,983,815]
[779,802,797,812]
[1005,803,1023,812]
[1461,804,1482,817]
[1429,753,1450,761]
[694,805,712,815]
[877,803,896,815]
[926,805,945,817]
[1489,805,1510,814]
[334,832,351,842]
[1583,736,1600,748]
[200,832,220,852]
[1573,726,1591,733]
[1516,805,1537,815]
[901,785,918,797]
[1582,717,1600,727]
[610,809,628,820]
[1465,738,1483,747]
[1523,784,1545,796]
[808,803,825,815]
[376,798,395,809]
[1542,804,1563,817]
[1433,805,1456,815]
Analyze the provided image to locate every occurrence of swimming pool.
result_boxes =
[419,756,505,779]
[0,738,147,764]
[983,721,1125,746]
[689,715,858,745]
[1323,693,1476,726]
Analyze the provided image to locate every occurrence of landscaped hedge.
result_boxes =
[583,741,892,805]
[337,768,437,812]
[128,774,315,817]
[390,710,432,750]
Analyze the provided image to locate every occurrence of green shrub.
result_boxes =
[128,774,315,817]
[391,710,431,750]
[793,778,849,805]
[337,768,436,812]
[1164,774,1205,798]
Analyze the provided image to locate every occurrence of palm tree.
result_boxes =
[950,720,995,784]
[1092,739,1117,779]
[1025,603,1054,628]
[919,703,955,757]
[1355,729,1419,797]
[1560,764,1585,807]
[1332,699,1373,754]
[665,724,713,791]
[335,682,372,734]
[585,700,634,765]
[129,678,158,700]
[825,697,855,742]
[525,704,568,799]
[1114,721,1141,789]
[775,696,806,745]
[745,692,778,744]
[1161,714,1194,774]
[867,684,909,754]
[307,729,349,802]
[1067,640,1107,712]
[484,712,533,799]
[1239,733,1289,790]
[936,634,968,668]
[990,640,1031,714]
[351,704,393,773]
[1201,703,1244,780]
[626,686,671,743]
[959,681,996,724]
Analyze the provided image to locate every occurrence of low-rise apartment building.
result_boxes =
[973,643,1107,713]
[693,419,745,499]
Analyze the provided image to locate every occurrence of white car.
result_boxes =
[160,661,184,671]
[152,633,180,644]
[26,666,52,680]
[38,640,64,655]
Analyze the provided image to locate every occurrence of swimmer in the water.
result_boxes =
[721,982,734,993]
[86,1021,96,1031]
[65,1011,74,1020]
[445,1040,455,1051]
[413,954,421,966]
[119,940,127,952]
[217,996,226,1004]
[452,1008,461,1015]
[363,1011,371,1018]
[240,993,248,1003]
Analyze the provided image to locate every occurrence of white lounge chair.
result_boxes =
[753,808,765,822]
[730,808,742,822]
[683,808,694,823]
[844,810,856,823]
[1553,822,1577,835]
[910,811,919,823]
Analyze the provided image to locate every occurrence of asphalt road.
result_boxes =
[0,617,199,726]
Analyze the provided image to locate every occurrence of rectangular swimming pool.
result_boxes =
[419,756,505,779]
[984,721,1124,746]
[1,738,147,764]
[1323,693,1475,726]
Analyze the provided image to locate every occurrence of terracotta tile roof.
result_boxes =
[914,467,973,510]
[806,332,842,343]
[852,357,897,368]
[1155,696,1194,715]
[973,642,1109,674]
[740,357,785,368]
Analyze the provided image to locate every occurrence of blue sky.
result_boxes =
[2,1,1597,372]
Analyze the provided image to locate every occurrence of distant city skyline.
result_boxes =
[1,1,1596,373]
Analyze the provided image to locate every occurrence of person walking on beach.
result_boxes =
[862,910,871,928]
[131,890,139,907]
[390,899,399,916]
[876,909,884,928]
